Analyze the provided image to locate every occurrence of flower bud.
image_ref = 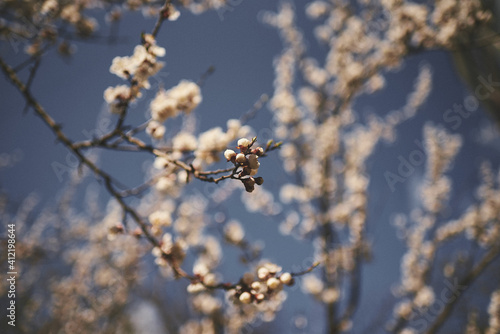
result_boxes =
[248,154,260,169]
[253,147,264,156]
[133,227,142,238]
[237,138,251,150]
[239,291,252,304]
[224,149,236,161]
[149,210,172,227]
[242,272,254,285]
[152,247,162,257]
[267,277,281,290]
[203,273,217,287]
[109,223,124,235]
[257,267,270,280]
[146,120,166,139]
[254,177,264,185]
[255,293,265,302]
[279,272,293,285]
[235,153,247,164]
[243,178,256,193]
[251,281,263,292]
[187,283,206,294]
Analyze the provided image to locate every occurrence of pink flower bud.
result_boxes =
[255,293,265,302]
[253,147,264,156]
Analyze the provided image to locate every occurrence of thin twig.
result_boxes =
[13,44,51,73]
[292,261,321,277]
[118,171,169,198]
[197,65,215,87]
[240,93,269,124]
[151,0,172,38]
[23,56,41,113]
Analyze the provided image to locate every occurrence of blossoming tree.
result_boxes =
[1,0,499,333]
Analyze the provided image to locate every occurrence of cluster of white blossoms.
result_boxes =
[151,232,186,270]
[150,80,202,122]
[146,121,253,197]
[145,120,166,140]
[194,127,229,163]
[148,195,223,283]
[104,34,166,113]
[1,0,103,56]
[194,120,251,165]
[172,132,198,152]
[181,259,295,328]
[465,301,500,334]
[146,123,258,200]
[434,162,500,247]
[152,156,183,196]
[387,125,500,332]
[103,85,131,114]
[228,262,293,305]
[111,34,165,83]
[148,210,172,236]
[224,138,264,192]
